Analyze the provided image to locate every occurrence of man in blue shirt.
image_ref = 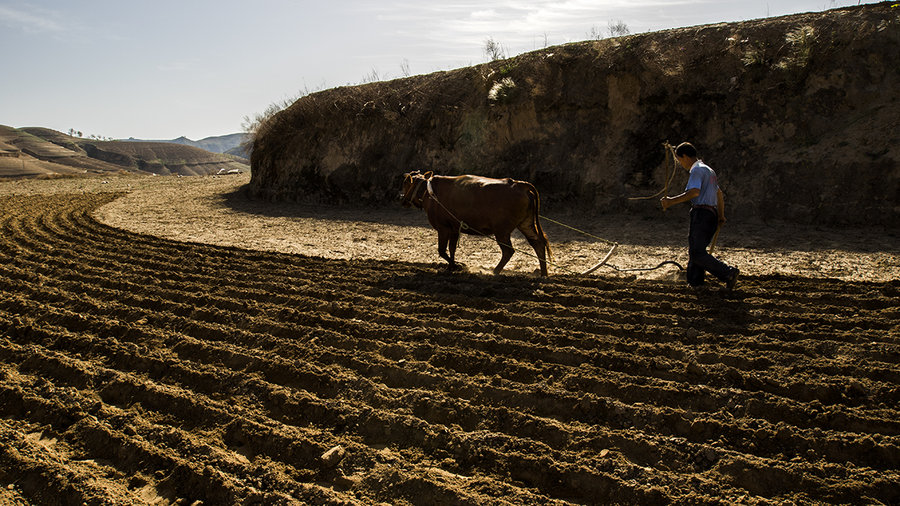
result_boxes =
[660,142,739,291]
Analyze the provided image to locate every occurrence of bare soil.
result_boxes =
[1,174,898,504]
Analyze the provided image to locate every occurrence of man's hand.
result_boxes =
[660,188,698,211]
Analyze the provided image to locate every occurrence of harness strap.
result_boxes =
[402,178,425,207]
[427,178,469,234]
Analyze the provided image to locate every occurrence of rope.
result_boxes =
[539,215,617,246]
[538,212,685,274]
[628,141,678,201]
[604,260,685,272]
[422,179,681,276]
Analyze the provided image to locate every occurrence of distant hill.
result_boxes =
[0,126,248,179]
[127,132,247,157]
[224,143,249,159]
[1,125,127,179]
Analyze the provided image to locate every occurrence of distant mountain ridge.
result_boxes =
[0,125,247,179]
[127,132,247,157]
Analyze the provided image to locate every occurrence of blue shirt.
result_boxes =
[685,160,719,207]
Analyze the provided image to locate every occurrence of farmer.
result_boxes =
[660,142,739,291]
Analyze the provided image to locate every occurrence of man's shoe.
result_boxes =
[726,268,739,291]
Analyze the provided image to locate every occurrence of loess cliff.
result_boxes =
[250,2,899,226]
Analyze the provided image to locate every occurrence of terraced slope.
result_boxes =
[1,193,898,504]
[0,126,248,179]
[0,126,127,178]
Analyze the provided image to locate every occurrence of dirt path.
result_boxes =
[0,175,898,504]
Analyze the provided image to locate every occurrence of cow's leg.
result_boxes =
[437,229,461,271]
[493,232,515,274]
[448,231,461,270]
[437,230,453,268]
[520,224,549,276]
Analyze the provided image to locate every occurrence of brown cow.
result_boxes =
[400,170,552,276]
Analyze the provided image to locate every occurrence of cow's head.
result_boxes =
[400,170,432,208]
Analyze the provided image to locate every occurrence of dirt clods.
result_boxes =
[0,184,898,504]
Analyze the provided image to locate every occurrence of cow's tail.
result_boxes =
[527,184,552,263]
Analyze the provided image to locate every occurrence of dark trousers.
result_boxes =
[687,208,733,287]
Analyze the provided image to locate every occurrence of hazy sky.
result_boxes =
[0,0,877,140]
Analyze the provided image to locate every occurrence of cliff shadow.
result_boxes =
[221,184,900,254]
[221,183,431,229]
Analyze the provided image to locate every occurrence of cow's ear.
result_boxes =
[423,171,433,179]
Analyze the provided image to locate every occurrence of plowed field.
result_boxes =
[1,186,899,504]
